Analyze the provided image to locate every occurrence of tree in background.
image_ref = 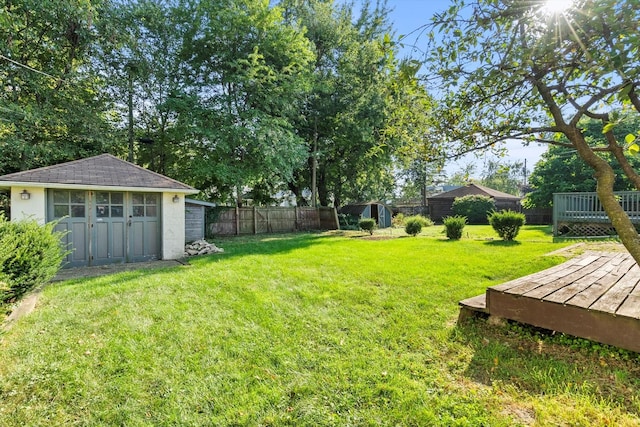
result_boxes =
[96,0,314,206]
[281,0,424,208]
[0,0,114,174]
[426,0,640,263]
[480,159,525,196]
[0,0,437,209]
[524,116,640,208]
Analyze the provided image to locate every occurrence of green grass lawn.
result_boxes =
[1,226,639,426]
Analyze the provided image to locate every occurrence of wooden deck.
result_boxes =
[460,251,640,353]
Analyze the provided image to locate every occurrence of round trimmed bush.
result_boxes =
[443,215,467,240]
[358,218,377,235]
[404,215,433,236]
[488,209,526,241]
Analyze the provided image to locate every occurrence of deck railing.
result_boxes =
[553,191,640,236]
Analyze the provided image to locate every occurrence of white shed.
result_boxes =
[0,154,199,267]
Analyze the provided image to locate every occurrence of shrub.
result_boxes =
[404,215,434,237]
[443,215,467,240]
[391,213,405,228]
[0,215,66,305]
[358,218,377,235]
[451,195,496,224]
[488,209,526,241]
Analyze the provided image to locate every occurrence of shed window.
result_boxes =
[52,190,86,218]
[96,192,124,218]
[132,193,159,218]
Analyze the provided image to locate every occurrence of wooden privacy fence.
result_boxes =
[553,191,640,236]
[207,206,339,236]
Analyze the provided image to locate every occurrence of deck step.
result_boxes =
[459,293,488,313]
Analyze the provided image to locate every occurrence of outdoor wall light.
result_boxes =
[172,195,180,203]
[20,189,30,200]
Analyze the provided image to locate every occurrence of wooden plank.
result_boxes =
[523,255,610,300]
[543,261,615,304]
[497,262,591,298]
[491,256,585,293]
[590,265,640,314]
[566,255,636,308]
[616,282,640,319]
[487,289,640,353]
[459,294,487,312]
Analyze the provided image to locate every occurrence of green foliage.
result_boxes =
[451,195,496,224]
[0,0,114,174]
[488,210,526,241]
[480,160,525,196]
[404,218,422,237]
[403,215,434,237]
[281,0,417,207]
[358,218,376,235]
[0,215,66,306]
[443,215,467,240]
[524,123,640,208]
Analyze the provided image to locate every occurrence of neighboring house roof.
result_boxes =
[428,183,520,200]
[0,154,198,193]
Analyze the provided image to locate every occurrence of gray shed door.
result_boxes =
[378,205,384,228]
[49,190,160,267]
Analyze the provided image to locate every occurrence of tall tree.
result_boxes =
[426,0,640,262]
[281,0,403,207]
[183,0,314,205]
[0,0,113,174]
[96,0,314,205]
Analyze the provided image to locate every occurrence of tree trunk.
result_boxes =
[311,132,318,208]
[318,169,329,207]
[287,181,308,207]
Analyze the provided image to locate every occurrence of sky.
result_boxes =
[370,0,550,179]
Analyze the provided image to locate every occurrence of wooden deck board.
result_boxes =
[590,265,640,314]
[523,256,610,300]
[472,251,640,353]
[495,264,585,296]
[543,263,614,304]
[491,257,583,293]
[566,256,636,308]
[459,294,487,312]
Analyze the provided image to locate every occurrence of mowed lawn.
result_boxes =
[1,226,639,426]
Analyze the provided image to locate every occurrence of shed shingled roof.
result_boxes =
[428,183,520,200]
[0,154,196,191]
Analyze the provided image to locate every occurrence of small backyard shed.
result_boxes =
[428,183,521,222]
[185,198,216,242]
[339,202,392,228]
[0,154,199,267]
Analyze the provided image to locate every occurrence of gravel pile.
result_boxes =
[184,240,224,257]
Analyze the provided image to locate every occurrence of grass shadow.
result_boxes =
[452,315,640,414]
[483,240,522,247]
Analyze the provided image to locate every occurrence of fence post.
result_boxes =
[253,206,257,235]
[235,206,240,235]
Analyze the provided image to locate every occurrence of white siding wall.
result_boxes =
[10,186,46,224]
[161,192,185,260]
